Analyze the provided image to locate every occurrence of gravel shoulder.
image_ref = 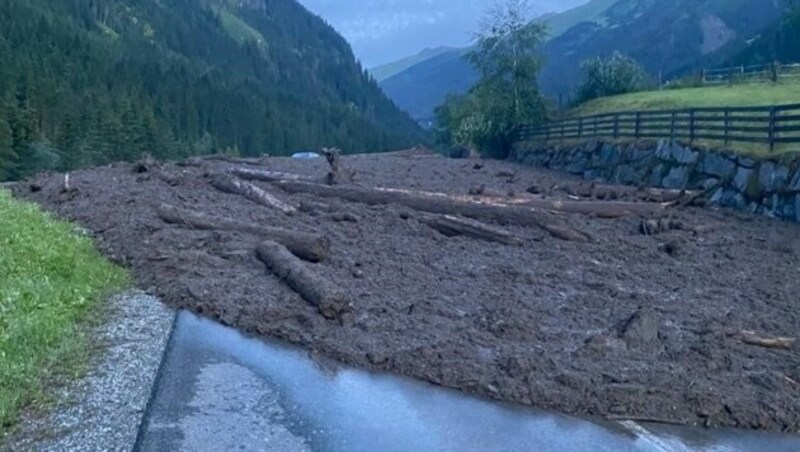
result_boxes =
[4,292,175,452]
[12,152,800,432]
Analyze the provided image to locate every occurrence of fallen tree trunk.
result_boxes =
[230,167,314,183]
[156,204,329,262]
[256,241,351,320]
[741,331,795,350]
[209,173,297,215]
[270,180,591,242]
[420,214,522,246]
[560,183,702,204]
[201,154,270,166]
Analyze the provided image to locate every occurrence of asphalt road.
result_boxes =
[135,312,800,452]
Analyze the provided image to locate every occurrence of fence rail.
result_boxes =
[518,103,800,152]
[700,62,800,85]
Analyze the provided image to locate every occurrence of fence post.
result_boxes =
[560,120,565,140]
[634,112,641,140]
[724,109,730,147]
[593,116,598,137]
[772,61,780,82]
[578,117,583,138]
[689,109,696,143]
[545,122,550,141]
[768,106,777,153]
[613,114,619,139]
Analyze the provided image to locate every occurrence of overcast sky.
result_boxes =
[297,0,587,67]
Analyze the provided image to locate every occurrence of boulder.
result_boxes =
[699,152,736,179]
[662,166,690,190]
[790,169,800,192]
[796,194,800,222]
[650,164,665,186]
[758,161,790,193]
[694,177,720,190]
[733,166,753,192]
[711,189,747,209]
[449,145,480,159]
[657,141,698,164]
[737,156,757,168]
[620,307,662,353]
[598,143,621,167]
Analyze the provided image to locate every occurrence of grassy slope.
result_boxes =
[572,80,800,116]
[0,190,128,434]
[565,80,800,155]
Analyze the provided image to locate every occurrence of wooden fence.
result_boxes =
[701,62,800,85]
[518,103,800,152]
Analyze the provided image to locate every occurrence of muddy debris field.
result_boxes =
[13,149,800,432]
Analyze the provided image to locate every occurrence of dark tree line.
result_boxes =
[0,0,425,181]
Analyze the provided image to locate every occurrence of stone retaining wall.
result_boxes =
[513,140,800,223]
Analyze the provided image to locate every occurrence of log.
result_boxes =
[256,241,351,320]
[561,183,700,203]
[201,154,270,166]
[230,167,314,183]
[420,214,522,246]
[270,181,591,242]
[209,173,297,215]
[741,331,795,350]
[156,204,329,262]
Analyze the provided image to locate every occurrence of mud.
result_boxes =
[13,151,800,432]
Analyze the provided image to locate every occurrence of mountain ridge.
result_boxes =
[0,0,424,180]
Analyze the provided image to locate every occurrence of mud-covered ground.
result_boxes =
[12,151,800,432]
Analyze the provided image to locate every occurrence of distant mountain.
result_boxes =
[540,0,791,98]
[727,7,800,65]
[378,0,617,122]
[371,46,460,82]
[0,0,424,180]
[380,0,792,123]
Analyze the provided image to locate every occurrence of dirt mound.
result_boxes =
[13,152,800,432]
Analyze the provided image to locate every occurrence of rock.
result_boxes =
[737,156,757,168]
[758,161,790,193]
[790,169,800,192]
[631,147,656,163]
[733,166,753,192]
[449,145,479,159]
[662,166,689,189]
[566,163,586,176]
[657,141,698,164]
[620,307,662,352]
[699,152,736,179]
[694,177,720,190]
[650,164,665,186]
[711,189,746,209]
[599,144,621,167]
[583,170,600,181]
[796,194,800,222]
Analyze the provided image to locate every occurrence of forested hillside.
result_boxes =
[0,0,424,181]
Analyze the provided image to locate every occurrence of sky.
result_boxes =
[297,0,587,68]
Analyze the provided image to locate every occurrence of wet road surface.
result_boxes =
[135,312,800,452]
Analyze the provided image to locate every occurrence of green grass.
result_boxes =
[571,79,800,117]
[0,190,128,435]
[557,79,800,156]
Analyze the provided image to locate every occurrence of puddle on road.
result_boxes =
[136,311,800,452]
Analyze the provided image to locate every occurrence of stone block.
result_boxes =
[733,166,753,192]
[699,151,736,179]
[758,161,789,193]
[662,166,690,190]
